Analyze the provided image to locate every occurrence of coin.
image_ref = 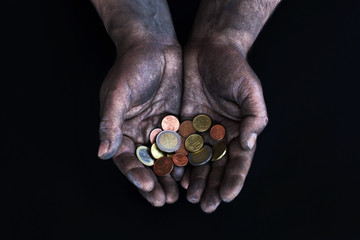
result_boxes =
[175,137,189,156]
[193,114,212,132]
[178,120,196,138]
[167,153,174,158]
[185,134,204,152]
[188,145,213,166]
[153,157,174,176]
[210,124,226,141]
[150,143,165,159]
[161,115,180,132]
[156,130,181,153]
[172,153,188,167]
[211,141,227,161]
[149,128,162,144]
[136,146,155,166]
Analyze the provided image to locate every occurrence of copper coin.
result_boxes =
[149,128,162,144]
[172,153,188,167]
[178,120,196,138]
[153,157,174,176]
[210,124,226,141]
[175,137,189,156]
[161,115,180,131]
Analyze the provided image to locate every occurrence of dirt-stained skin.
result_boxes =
[91,0,280,212]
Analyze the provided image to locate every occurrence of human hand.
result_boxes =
[98,42,182,206]
[91,0,184,206]
[180,40,268,213]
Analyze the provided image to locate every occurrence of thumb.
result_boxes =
[238,85,268,151]
[98,88,130,160]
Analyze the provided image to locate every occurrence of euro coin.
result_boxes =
[188,145,212,166]
[149,128,162,144]
[156,130,181,153]
[185,134,204,152]
[161,115,180,132]
[150,143,165,159]
[172,153,188,167]
[192,114,211,132]
[210,124,226,141]
[178,120,196,138]
[153,157,174,176]
[136,146,155,166]
[211,141,227,161]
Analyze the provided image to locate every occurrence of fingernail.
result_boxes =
[126,172,142,189]
[98,141,109,157]
[246,133,257,150]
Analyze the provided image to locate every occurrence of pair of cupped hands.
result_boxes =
[97,35,268,213]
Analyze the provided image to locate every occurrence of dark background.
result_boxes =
[3,0,360,239]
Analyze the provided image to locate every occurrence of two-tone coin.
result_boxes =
[153,157,174,176]
[156,130,181,153]
[188,145,213,166]
[211,141,227,161]
[185,134,204,152]
[193,114,212,132]
[136,146,155,166]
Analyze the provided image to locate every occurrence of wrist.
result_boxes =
[110,28,180,53]
[188,30,250,57]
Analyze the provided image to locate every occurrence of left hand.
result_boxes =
[180,39,268,213]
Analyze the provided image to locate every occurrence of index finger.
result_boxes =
[219,137,255,202]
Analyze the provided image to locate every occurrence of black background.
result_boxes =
[3,0,360,239]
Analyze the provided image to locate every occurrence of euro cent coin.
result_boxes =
[153,157,174,176]
[136,146,155,166]
[178,120,196,138]
[150,143,165,159]
[185,134,204,152]
[161,115,180,132]
[210,124,226,141]
[149,128,162,144]
[172,153,189,167]
[156,130,181,153]
[188,145,213,166]
[192,114,212,132]
[211,141,227,161]
[175,137,189,156]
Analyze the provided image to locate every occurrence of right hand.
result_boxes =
[98,41,183,206]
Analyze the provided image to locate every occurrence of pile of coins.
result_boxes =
[136,115,227,177]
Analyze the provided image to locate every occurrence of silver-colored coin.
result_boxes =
[156,130,181,153]
[188,145,213,166]
[136,146,155,166]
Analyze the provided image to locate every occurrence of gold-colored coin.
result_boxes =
[136,146,155,166]
[156,130,181,153]
[150,143,165,159]
[211,141,227,161]
[193,114,212,132]
[167,153,174,158]
[188,145,212,166]
[185,134,204,152]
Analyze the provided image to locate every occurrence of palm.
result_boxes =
[181,42,268,212]
[118,45,182,147]
[99,43,182,206]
